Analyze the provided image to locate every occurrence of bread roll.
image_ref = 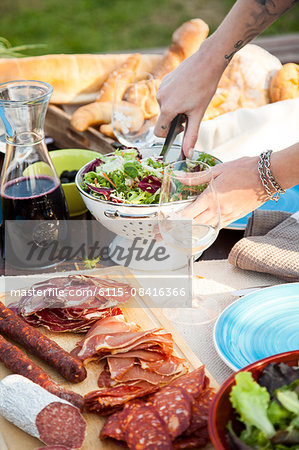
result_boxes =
[269,63,299,102]
[70,101,113,131]
[124,78,160,119]
[71,100,144,132]
[0,53,161,104]
[99,123,116,138]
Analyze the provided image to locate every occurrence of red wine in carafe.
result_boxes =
[2,175,68,220]
[1,175,69,269]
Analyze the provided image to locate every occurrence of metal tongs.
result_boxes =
[159,113,187,162]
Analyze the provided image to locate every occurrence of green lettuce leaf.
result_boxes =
[230,372,276,438]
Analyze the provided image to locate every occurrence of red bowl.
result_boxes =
[208,350,299,449]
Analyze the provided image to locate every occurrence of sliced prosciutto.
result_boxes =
[81,314,189,414]
[71,314,173,362]
[9,275,132,333]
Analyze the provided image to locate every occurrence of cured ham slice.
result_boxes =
[101,349,167,362]
[9,275,131,333]
[85,382,158,415]
[18,307,122,333]
[81,314,190,416]
[99,363,187,388]
[71,313,173,362]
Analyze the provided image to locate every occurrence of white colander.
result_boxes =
[75,145,192,240]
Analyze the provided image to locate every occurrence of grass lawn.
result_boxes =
[1,0,299,56]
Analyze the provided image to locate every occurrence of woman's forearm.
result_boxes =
[271,142,299,190]
[209,0,298,66]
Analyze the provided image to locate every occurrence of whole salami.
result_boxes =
[0,375,86,449]
[0,301,86,383]
[0,335,84,410]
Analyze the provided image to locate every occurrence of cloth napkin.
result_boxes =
[228,209,299,281]
[195,98,299,162]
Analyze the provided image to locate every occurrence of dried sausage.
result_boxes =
[0,335,84,410]
[0,301,86,383]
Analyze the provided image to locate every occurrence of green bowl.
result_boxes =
[49,149,101,217]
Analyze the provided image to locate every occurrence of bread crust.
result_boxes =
[0,53,161,104]
[269,63,299,102]
[97,53,141,102]
[204,44,282,120]
[153,18,209,79]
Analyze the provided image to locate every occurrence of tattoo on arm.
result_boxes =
[224,0,298,64]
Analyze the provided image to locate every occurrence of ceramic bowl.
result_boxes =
[50,148,100,216]
[208,350,299,449]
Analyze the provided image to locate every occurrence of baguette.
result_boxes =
[124,18,209,119]
[0,53,161,104]
[153,18,209,79]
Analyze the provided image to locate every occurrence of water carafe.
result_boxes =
[0,80,69,270]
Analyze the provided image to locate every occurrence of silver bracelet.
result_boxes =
[258,150,286,202]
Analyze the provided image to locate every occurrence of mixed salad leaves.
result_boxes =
[227,362,299,449]
[80,147,217,205]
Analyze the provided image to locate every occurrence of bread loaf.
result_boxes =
[269,63,299,102]
[0,53,161,104]
[203,44,282,120]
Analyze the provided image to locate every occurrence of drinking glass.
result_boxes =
[112,72,159,148]
[158,159,221,324]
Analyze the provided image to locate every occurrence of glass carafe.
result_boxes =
[0,80,69,270]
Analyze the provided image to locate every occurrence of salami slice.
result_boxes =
[147,386,191,439]
[171,366,206,399]
[100,408,126,442]
[185,388,215,435]
[35,447,72,450]
[124,402,173,449]
[0,375,86,449]
[173,433,209,449]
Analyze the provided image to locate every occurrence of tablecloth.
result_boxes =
[133,259,285,385]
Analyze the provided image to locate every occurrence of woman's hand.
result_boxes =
[180,156,269,228]
[154,39,224,157]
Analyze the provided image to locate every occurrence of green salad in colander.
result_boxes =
[80,147,217,205]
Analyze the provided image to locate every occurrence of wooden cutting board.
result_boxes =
[0,266,218,449]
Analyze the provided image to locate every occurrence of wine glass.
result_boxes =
[112,72,159,148]
[158,159,221,324]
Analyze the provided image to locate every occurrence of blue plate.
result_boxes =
[228,184,299,229]
[214,283,299,371]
